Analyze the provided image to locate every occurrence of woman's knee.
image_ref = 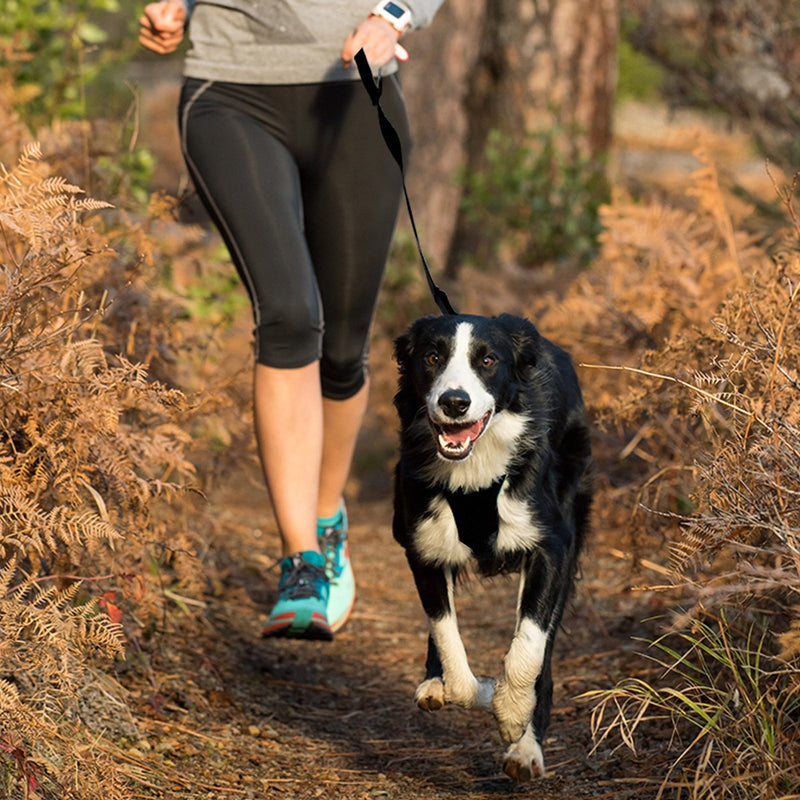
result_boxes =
[253,300,323,369]
[319,352,368,400]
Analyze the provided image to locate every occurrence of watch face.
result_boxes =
[383,1,406,19]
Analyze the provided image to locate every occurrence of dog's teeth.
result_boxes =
[440,434,465,452]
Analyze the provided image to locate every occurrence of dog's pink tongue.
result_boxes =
[442,420,482,444]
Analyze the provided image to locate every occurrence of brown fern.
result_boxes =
[0,134,205,798]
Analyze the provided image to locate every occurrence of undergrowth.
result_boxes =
[0,142,202,798]
[459,126,608,268]
[537,151,800,797]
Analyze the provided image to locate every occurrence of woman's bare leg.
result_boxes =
[253,364,368,553]
[254,362,322,557]
[318,381,370,520]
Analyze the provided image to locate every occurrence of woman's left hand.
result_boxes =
[342,16,402,68]
[139,0,187,54]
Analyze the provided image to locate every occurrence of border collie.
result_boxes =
[392,313,593,782]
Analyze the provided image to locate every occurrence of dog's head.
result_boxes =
[394,313,541,461]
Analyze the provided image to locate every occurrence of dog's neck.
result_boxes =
[421,411,530,492]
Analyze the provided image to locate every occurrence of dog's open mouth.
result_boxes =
[432,412,491,460]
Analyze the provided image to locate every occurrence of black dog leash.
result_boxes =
[355,48,457,316]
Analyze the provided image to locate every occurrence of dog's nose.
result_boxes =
[438,389,471,419]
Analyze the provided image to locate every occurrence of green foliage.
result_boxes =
[95,114,157,204]
[459,126,608,268]
[96,146,155,205]
[377,230,434,329]
[162,242,249,327]
[616,13,665,102]
[181,264,249,327]
[384,231,424,293]
[0,0,137,126]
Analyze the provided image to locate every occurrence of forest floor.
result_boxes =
[121,97,776,799]
[128,462,669,800]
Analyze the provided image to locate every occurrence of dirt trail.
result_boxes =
[133,433,671,799]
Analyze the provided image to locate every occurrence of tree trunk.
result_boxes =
[400,0,619,275]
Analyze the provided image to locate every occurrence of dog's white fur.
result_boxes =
[492,617,549,742]
[496,488,545,553]
[413,495,471,566]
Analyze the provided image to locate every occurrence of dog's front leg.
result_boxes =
[414,632,445,711]
[493,534,574,781]
[493,609,550,781]
[492,552,558,780]
[408,557,494,712]
[492,605,549,745]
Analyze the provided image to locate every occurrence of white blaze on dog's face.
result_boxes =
[427,322,496,460]
[394,313,541,475]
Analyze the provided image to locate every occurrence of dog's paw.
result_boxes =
[502,728,545,783]
[414,678,445,711]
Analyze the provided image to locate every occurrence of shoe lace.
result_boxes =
[282,555,327,600]
[318,526,343,578]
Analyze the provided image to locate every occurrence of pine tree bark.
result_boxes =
[400,0,619,274]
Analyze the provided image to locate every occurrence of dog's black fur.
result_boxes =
[392,313,593,782]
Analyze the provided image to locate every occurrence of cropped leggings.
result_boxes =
[178,76,410,399]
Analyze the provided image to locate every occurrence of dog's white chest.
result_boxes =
[414,495,472,566]
[414,484,543,567]
[496,490,544,553]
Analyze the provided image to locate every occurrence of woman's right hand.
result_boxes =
[139,0,187,54]
[341,16,401,68]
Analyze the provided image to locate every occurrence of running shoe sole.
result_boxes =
[262,610,333,640]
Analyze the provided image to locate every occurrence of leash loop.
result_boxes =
[355,49,457,316]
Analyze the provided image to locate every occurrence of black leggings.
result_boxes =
[178,76,410,399]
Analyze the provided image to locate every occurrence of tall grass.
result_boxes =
[587,613,800,799]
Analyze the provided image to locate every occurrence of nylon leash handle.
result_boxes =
[355,49,457,317]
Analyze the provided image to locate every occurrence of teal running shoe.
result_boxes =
[262,551,332,640]
[318,506,356,633]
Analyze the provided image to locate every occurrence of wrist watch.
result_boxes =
[370,1,412,33]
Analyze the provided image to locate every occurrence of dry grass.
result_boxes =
[543,151,800,797]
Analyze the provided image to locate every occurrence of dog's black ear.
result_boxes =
[393,330,413,374]
[393,315,437,374]
[393,324,420,421]
[497,313,541,373]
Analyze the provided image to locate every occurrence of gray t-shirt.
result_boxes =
[183,0,444,84]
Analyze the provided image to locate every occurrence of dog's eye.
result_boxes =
[425,352,439,366]
[481,355,497,368]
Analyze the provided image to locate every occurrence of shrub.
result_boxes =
[0,0,136,127]
[0,143,200,798]
[459,126,608,268]
[616,11,665,103]
[542,152,800,798]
